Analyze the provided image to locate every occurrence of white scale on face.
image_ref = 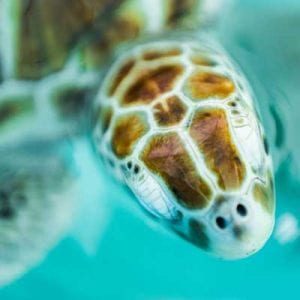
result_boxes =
[93,36,275,259]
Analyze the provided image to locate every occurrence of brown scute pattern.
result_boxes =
[153,96,187,127]
[112,112,149,158]
[53,87,90,119]
[167,0,195,26]
[108,60,135,96]
[190,53,216,67]
[143,48,182,60]
[189,219,210,250]
[252,181,274,214]
[0,98,33,126]
[190,108,246,190]
[185,71,235,101]
[17,0,122,79]
[82,14,143,69]
[122,65,184,106]
[140,133,212,209]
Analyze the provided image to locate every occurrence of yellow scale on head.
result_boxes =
[93,37,275,260]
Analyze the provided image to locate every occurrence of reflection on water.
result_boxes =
[0,0,300,299]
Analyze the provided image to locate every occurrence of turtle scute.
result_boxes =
[252,177,275,214]
[189,52,216,66]
[152,95,187,127]
[184,71,235,101]
[108,59,136,96]
[189,107,246,190]
[140,132,212,209]
[112,112,149,158]
[142,48,182,61]
[120,65,184,106]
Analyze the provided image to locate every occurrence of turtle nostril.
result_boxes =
[216,216,227,229]
[236,203,247,217]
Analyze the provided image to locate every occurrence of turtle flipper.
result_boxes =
[0,138,79,286]
[0,0,123,80]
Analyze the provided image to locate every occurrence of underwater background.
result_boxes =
[1,0,300,299]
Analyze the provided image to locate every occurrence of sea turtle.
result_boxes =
[0,0,275,286]
[92,36,274,259]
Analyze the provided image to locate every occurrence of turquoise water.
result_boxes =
[1,1,300,299]
[1,174,299,299]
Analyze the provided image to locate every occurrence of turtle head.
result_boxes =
[188,183,275,259]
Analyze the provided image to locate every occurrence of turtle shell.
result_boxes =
[93,38,274,218]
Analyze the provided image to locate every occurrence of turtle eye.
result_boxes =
[236,203,247,217]
[216,216,228,229]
